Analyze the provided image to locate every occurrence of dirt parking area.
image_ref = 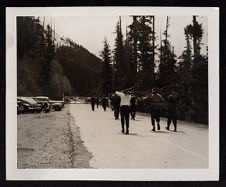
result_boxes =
[17,105,92,168]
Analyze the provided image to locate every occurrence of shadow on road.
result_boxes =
[153,131,169,133]
[116,132,145,137]
[152,130,185,134]
[170,130,185,134]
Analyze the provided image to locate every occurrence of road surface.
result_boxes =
[70,104,208,169]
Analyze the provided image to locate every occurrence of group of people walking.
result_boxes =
[90,88,178,135]
[91,96,108,111]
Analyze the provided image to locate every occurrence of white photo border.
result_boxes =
[6,7,219,181]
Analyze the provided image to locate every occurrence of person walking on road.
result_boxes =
[91,96,95,111]
[96,96,99,108]
[143,88,165,131]
[115,90,131,134]
[109,95,114,111]
[166,91,179,132]
[101,96,108,111]
[130,96,136,120]
[112,93,121,119]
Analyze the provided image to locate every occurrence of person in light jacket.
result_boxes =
[115,91,131,134]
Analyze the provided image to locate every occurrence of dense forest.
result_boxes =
[17,17,102,99]
[100,16,208,123]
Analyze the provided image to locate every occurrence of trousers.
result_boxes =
[120,105,130,130]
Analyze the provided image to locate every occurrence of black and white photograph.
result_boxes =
[6,7,219,180]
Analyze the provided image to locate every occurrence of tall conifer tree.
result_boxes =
[128,16,139,87]
[100,38,112,96]
[113,16,125,90]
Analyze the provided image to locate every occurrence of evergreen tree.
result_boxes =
[17,17,45,96]
[137,16,155,90]
[178,27,192,71]
[42,24,56,97]
[35,18,47,93]
[123,33,133,88]
[100,38,112,96]
[185,16,204,66]
[113,17,125,90]
[45,24,55,78]
[128,16,139,87]
[178,16,208,123]
[158,16,177,87]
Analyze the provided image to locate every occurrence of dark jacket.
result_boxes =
[144,93,165,112]
[101,97,108,106]
[112,95,121,108]
[130,96,136,107]
[91,97,95,105]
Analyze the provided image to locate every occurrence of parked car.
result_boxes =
[69,99,76,104]
[75,99,82,104]
[17,97,42,113]
[32,96,51,113]
[49,100,64,111]
[85,97,91,104]
[17,100,25,114]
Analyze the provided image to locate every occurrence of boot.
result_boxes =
[157,123,160,130]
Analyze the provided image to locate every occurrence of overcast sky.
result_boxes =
[42,16,208,58]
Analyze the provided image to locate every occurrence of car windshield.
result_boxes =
[33,97,49,101]
[18,97,37,105]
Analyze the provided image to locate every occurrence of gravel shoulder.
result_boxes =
[17,105,92,169]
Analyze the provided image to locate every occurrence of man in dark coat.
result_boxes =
[91,96,95,111]
[101,96,108,111]
[96,96,99,108]
[166,91,179,132]
[143,88,165,131]
[130,96,136,120]
[112,94,121,119]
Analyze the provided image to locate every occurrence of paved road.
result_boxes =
[70,104,208,169]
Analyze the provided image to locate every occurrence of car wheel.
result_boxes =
[54,106,61,111]
[24,106,29,113]
[20,106,25,114]
[45,108,50,113]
